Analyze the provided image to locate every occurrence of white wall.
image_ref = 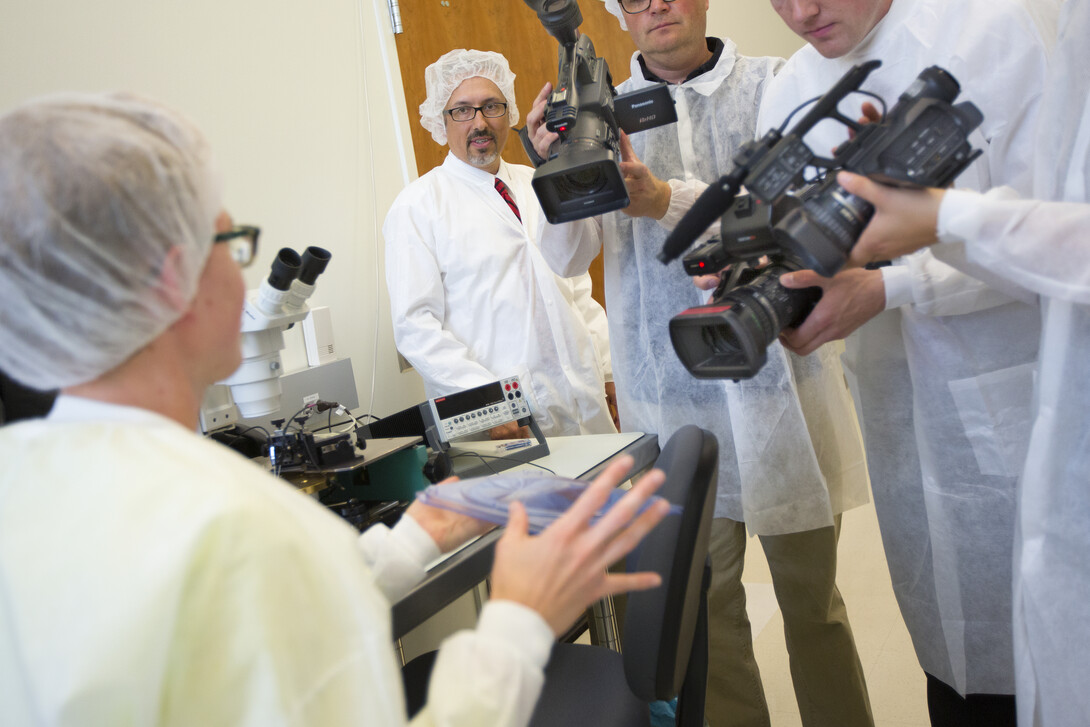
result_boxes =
[707,0,805,59]
[0,0,803,419]
[0,0,426,418]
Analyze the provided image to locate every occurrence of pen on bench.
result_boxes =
[503,440,533,451]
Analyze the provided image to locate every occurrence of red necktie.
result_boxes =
[494,177,522,222]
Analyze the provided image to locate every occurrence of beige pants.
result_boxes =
[705,517,874,727]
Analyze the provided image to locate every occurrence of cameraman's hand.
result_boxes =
[619,132,672,220]
[604,381,621,431]
[692,256,768,294]
[838,171,945,267]
[843,101,883,147]
[489,421,532,440]
[405,477,496,553]
[779,267,886,355]
[490,455,670,637]
[527,82,559,161]
[693,261,743,293]
[694,272,722,291]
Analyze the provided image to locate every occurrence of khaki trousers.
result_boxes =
[705,517,873,727]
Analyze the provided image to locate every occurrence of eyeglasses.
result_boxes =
[444,101,509,122]
[214,225,260,268]
[619,0,677,14]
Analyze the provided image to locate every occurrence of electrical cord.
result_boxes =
[778,95,823,133]
[777,90,889,134]
[308,405,379,433]
[227,423,271,442]
[285,402,316,433]
[451,451,557,476]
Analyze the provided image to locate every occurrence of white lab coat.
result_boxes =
[933,2,1090,722]
[542,40,870,534]
[384,153,616,437]
[0,396,554,727]
[755,0,1054,695]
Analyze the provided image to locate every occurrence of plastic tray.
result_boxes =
[415,472,680,534]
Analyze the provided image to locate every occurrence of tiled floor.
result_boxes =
[741,500,931,727]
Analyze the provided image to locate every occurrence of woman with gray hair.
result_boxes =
[0,92,670,727]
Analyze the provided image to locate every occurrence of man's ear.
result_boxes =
[157,245,193,314]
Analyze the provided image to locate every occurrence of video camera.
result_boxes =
[661,61,984,380]
[521,0,675,223]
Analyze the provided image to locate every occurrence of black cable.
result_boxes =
[450,451,557,476]
[856,90,888,119]
[778,95,822,133]
[232,424,271,442]
[309,421,359,435]
[777,89,889,134]
[309,409,355,431]
[452,451,499,475]
[309,407,378,433]
[286,402,314,433]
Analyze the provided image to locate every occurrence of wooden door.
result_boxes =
[392,0,638,309]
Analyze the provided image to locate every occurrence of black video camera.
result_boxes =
[662,61,984,380]
[521,0,676,223]
[521,0,626,223]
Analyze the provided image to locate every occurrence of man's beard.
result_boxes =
[467,130,499,168]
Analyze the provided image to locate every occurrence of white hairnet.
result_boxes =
[418,49,520,146]
[0,92,221,391]
[602,0,629,30]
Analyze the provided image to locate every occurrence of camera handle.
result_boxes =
[523,0,581,45]
[658,60,883,265]
[786,60,881,141]
[517,126,548,168]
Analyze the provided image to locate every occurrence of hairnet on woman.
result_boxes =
[0,93,220,391]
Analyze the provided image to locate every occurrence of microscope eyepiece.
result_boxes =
[298,246,331,286]
[267,248,302,291]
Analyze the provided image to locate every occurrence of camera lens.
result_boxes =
[532,142,630,223]
[669,264,820,379]
[702,323,743,355]
[553,164,608,200]
[903,66,960,105]
[570,166,605,190]
[774,178,874,277]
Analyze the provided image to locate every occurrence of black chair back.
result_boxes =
[622,425,718,701]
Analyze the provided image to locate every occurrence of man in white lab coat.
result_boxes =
[0,92,670,727]
[833,4,1090,724]
[531,2,874,724]
[756,0,1054,723]
[384,49,618,439]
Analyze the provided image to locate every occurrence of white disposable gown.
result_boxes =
[542,40,870,534]
[0,396,554,727]
[932,1,1090,722]
[384,153,616,437]
[755,0,1054,695]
